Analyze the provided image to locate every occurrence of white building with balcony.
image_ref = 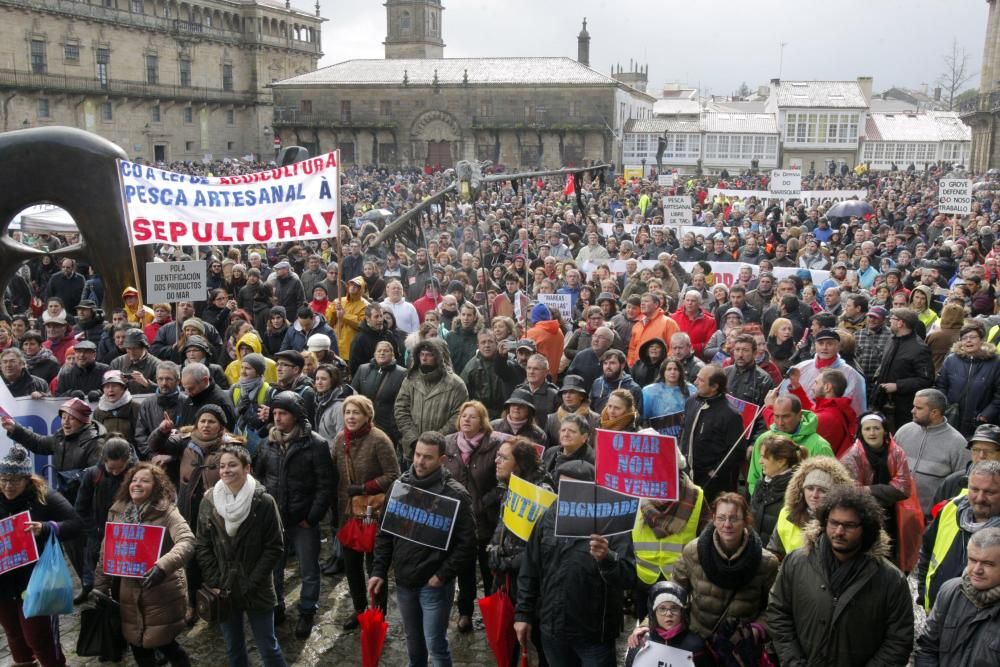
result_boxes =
[862,111,971,169]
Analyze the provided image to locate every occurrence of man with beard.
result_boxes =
[271,260,305,318]
[589,349,643,417]
[134,361,183,459]
[109,329,160,395]
[768,487,913,666]
[55,340,109,397]
[405,248,434,303]
[746,272,777,313]
[73,300,105,344]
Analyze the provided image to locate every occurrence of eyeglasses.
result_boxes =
[0,477,26,486]
[827,519,862,532]
[655,606,682,616]
[495,454,512,462]
[714,515,744,525]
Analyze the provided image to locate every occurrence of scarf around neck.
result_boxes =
[960,573,1000,608]
[122,501,150,525]
[268,424,303,449]
[98,390,133,412]
[600,406,636,431]
[344,421,372,457]
[213,475,257,537]
[455,431,486,465]
[640,474,700,538]
[697,526,762,591]
[236,376,264,414]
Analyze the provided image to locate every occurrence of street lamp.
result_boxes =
[641,157,646,179]
[262,126,271,162]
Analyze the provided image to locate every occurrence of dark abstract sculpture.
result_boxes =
[0,126,151,317]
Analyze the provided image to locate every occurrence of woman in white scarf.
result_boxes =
[195,445,287,667]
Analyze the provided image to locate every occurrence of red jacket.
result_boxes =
[763,384,857,457]
[671,308,716,359]
[413,294,442,323]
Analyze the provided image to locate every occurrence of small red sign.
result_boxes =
[103,522,167,578]
[0,511,40,575]
[594,429,679,500]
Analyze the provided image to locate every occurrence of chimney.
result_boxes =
[576,18,590,67]
[857,76,873,104]
[921,83,929,96]
[933,87,941,101]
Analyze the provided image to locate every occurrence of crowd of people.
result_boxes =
[1,157,1000,666]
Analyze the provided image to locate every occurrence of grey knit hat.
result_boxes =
[241,353,267,377]
[0,445,33,477]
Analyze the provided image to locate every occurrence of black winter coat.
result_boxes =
[372,465,476,589]
[196,484,285,612]
[133,390,183,460]
[253,423,335,528]
[4,369,49,397]
[679,393,745,495]
[74,462,131,537]
[935,342,1000,438]
[351,361,406,444]
[0,487,82,600]
[460,352,524,420]
[749,468,792,544]
[348,322,400,377]
[10,420,105,479]
[176,381,236,431]
[515,507,636,643]
[874,331,934,429]
[55,361,110,397]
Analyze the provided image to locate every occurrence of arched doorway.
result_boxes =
[410,110,461,169]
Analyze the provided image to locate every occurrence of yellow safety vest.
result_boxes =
[775,506,804,555]
[924,489,968,611]
[231,382,271,407]
[632,488,704,585]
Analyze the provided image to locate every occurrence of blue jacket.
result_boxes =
[590,372,643,418]
[280,314,338,353]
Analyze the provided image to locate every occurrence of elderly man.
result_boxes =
[1,348,48,398]
[672,290,716,359]
[917,461,1000,611]
[788,329,867,417]
[916,526,1000,666]
[567,325,615,392]
[461,331,523,419]
[176,362,236,429]
[381,279,421,334]
[896,388,970,516]
[515,353,560,428]
[55,340,109,397]
[272,260,305,317]
[679,366,745,501]
[669,332,705,383]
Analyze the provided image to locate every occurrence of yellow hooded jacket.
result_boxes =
[224,331,278,385]
[121,287,155,327]
[326,276,369,360]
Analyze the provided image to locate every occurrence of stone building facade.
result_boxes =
[272,4,653,169]
[963,0,1000,171]
[0,0,322,162]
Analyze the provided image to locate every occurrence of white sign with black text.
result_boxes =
[662,196,692,226]
[769,170,802,198]
[145,260,208,303]
[938,178,973,215]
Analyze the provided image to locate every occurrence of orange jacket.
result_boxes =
[627,309,679,367]
[526,319,565,379]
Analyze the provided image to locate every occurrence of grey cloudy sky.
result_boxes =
[312,0,987,97]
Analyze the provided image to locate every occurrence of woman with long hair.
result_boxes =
[331,395,399,628]
[642,359,694,436]
[445,401,504,633]
[936,321,1000,438]
[839,412,922,570]
[767,317,798,374]
[313,362,355,440]
[0,445,82,667]
[95,463,195,666]
[195,446,286,667]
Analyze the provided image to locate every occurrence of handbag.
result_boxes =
[944,368,974,429]
[196,585,232,624]
[77,593,126,661]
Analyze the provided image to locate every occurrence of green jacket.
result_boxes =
[747,410,833,494]
[395,338,469,452]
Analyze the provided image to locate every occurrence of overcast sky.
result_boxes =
[311,0,988,97]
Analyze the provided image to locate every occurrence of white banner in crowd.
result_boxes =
[119,152,340,247]
[538,292,573,320]
[582,260,829,287]
[662,196,692,225]
[706,189,868,206]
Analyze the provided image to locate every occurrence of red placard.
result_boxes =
[726,394,761,434]
[594,429,679,500]
[103,522,167,578]
[0,511,39,575]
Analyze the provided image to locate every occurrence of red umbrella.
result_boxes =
[478,589,516,667]
[358,603,388,667]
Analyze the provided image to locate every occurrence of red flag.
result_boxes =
[563,175,575,196]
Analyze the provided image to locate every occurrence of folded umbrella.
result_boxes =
[478,588,517,667]
[358,601,388,667]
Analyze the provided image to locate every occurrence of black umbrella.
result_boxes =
[826,200,874,218]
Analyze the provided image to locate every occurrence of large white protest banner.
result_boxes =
[707,188,868,206]
[581,259,829,287]
[938,178,973,215]
[119,152,340,246]
[769,170,803,198]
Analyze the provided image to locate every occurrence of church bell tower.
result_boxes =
[384,0,445,59]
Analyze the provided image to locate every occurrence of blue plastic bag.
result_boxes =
[22,530,74,617]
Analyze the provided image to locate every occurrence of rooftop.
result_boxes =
[700,112,779,134]
[274,57,652,97]
[625,118,701,133]
[771,80,868,108]
[652,98,702,116]
[865,112,971,142]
